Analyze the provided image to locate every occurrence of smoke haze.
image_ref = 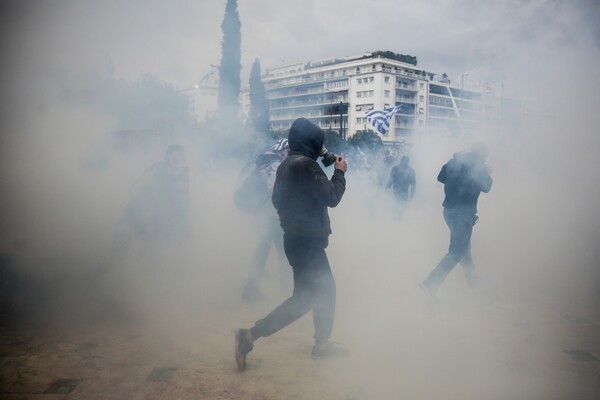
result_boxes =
[0,1,599,399]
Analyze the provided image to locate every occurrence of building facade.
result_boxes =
[262,51,511,144]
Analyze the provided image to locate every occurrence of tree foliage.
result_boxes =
[347,129,384,152]
[371,50,417,66]
[248,58,270,134]
[323,129,346,155]
[217,0,241,118]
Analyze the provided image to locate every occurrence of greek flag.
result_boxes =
[365,104,403,135]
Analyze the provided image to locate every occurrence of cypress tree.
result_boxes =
[248,58,270,134]
[217,0,241,118]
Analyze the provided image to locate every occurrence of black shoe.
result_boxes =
[419,282,440,304]
[311,341,350,359]
[235,329,254,371]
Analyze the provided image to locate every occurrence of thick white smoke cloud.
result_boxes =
[0,1,599,399]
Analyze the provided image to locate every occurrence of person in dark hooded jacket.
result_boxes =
[235,118,348,371]
[420,143,492,302]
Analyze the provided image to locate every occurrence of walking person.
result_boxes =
[235,118,348,371]
[387,155,416,204]
[420,143,493,302]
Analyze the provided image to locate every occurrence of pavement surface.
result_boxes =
[1,286,600,400]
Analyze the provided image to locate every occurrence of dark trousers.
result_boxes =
[250,234,336,343]
[424,207,477,290]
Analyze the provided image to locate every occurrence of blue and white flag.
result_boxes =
[365,104,403,135]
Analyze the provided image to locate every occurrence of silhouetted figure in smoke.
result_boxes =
[387,155,416,204]
[240,139,291,301]
[115,144,191,253]
[420,143,493,303]
[235,118,348,371]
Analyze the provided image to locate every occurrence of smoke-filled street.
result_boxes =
[0,285,599,399]
[1,1,600,399]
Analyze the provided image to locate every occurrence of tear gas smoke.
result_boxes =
[0,1,599,399]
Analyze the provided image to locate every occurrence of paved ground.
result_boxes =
[1,282,599,400]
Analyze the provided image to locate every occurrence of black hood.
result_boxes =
[288,118,324,160]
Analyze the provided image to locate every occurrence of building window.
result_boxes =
[419,95,424,101]
[384,76,390,83]
[384,90,390,98]
[420,82,425,89]
[357,76,374,85]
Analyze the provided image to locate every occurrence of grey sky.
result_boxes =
[2,0,597,96]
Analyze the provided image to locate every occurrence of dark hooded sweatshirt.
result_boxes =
[272,118,346,243]
[437,151,492,213]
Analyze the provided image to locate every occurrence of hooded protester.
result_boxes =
[420,143,493,302]
[235,118,348,371]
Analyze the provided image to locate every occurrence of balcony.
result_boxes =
[395,121,414,129]
[265,75,349,90]
[395,82,418,92]
[395,95,416,104]
[270,97,348,111]
[269,87,349,101]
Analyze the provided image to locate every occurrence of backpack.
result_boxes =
[233,162,269,214]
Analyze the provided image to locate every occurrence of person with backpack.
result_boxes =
[238,139,291,301]
[420,143,493,303]
[235,118,348,371]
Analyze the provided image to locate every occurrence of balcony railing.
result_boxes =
[395,96,416,104]
[269,87,349,100]
[270,97,348,110]
[396,82,417,91]
[395,121,414,129]
[265,75,349,90]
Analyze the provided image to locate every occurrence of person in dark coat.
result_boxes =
[420,143,493,302]
[387,155,416,203]
[235,118,348,371]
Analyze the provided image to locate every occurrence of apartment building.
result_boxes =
[261,51,510,143]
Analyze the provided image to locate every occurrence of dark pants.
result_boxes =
[424,207,477,290]
[250,234,336,343]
